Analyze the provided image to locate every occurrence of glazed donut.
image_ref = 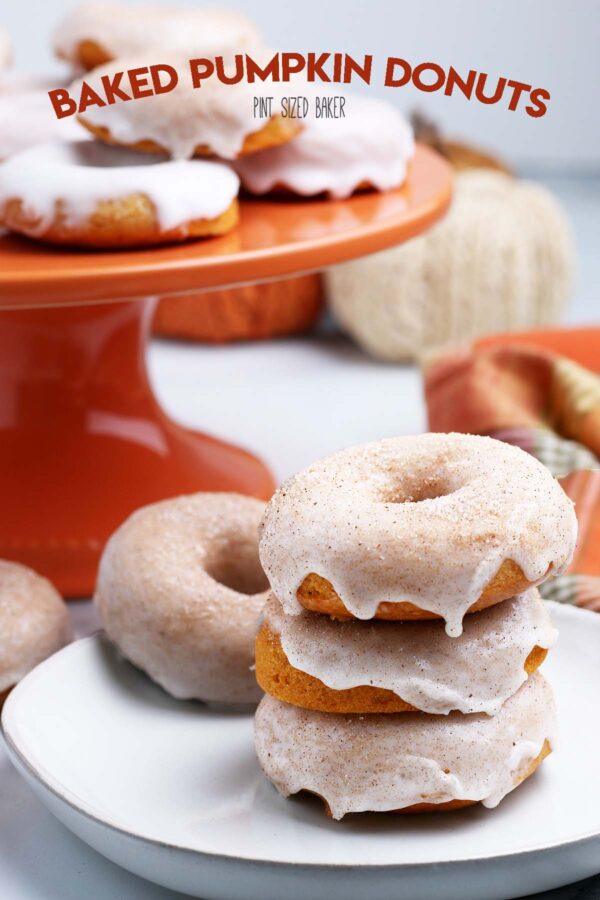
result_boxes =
[0,560,71,705]
[94,493,270,705]
[0,87,89,160]
[254,672,556,818]
[152,275,324,343]
[54,4,263,70]
[259,433,577,636]
[256,590,555,715]
[234,95,415,199]
[0,141,239,247]
[74,56,301,160]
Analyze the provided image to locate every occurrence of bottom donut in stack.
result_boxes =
[254,592,558,817]
[255,674,555,818]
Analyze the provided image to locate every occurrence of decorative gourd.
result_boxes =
[153,274,323,344]
[326,169,574,362]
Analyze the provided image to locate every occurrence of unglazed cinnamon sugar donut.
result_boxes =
[0,560,72,705]
[254,672,556,818]
[152,275,324,343]
[74,56,301,160]
[94,493,270,705]
[259,433,577,636]
[54,4,263,70]
[234,95,415,199]
[0,141,239,247]
[256,590,555,715]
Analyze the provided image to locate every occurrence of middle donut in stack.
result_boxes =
[254,432,578,818]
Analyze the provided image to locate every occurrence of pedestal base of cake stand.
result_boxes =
[0,146,453,596]
[0,300,275,597]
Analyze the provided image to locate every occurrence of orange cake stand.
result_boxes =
[0,145,451,596]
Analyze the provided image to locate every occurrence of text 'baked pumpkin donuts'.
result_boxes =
[72,53,302,161]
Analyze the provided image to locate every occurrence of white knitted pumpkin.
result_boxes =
[326,170,574,361]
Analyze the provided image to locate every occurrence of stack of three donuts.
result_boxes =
[254,432,578,819]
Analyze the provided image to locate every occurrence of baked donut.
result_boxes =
[234,95,415,199]
[54,4,263,70]
[259,433,577,636]
[94,493,270,705]
[254,672,556,818]
[74,56,301,160]
[0,560,72,706]
[256,590,555,715]
[152,275,324,343]
[0,141,239,247]
[0,86,89,160]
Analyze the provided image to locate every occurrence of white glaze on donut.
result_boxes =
[94,493,269,705]
[54,4,263,63]
[254,672,556,818]
[264,590,556,715]
[0,89,89,160]
[234,95,414,199]
[74,55,289,160]
[0,73,54,95]
[0,560,71,692]
[0,140,239,236]
[259,433,577,636]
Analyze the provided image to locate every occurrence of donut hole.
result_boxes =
[381,475,456,504]
[204,539,269,596]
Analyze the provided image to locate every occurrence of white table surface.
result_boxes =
[1,174,598,899]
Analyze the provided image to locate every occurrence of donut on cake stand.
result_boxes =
[0,145,451,596]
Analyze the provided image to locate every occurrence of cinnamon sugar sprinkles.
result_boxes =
[254,434,568,816]
[260,589,556,716]
[255,673,556,819]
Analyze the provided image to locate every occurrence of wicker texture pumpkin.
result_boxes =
[326,170,574,362]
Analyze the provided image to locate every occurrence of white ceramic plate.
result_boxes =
[2,602,599,900]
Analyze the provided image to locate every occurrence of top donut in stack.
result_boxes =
[253,432,577,818]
